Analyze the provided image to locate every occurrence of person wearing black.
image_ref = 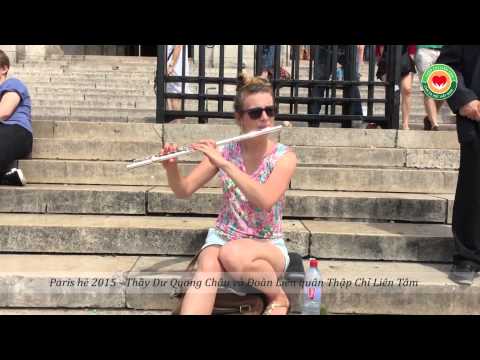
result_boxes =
[308,45,363,127]
[437,45,480,285]
[0,49,32,186]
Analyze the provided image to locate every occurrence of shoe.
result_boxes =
[432,125,440,131]
[263,302,290,315]
[0,168,27,186]
[423,116,432,131]
[449,261,479,286]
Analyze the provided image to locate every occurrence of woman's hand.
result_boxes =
[159,143,179,169]
[191,140,229,169]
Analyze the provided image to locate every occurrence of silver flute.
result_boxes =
[126,125,284,170]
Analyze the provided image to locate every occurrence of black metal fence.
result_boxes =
[155,45,402,129]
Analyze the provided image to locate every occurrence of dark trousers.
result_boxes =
[308,47,363,127]
[0,124,33,177]
[452,136,480,265]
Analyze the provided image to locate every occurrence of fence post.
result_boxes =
[385,45,402,129]
[342,45,356,128]
[156,45,166,124]
[199,46,207,124]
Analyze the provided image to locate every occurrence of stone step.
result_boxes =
[292,166,457,194]
[0,213,453,261]
[31,122,460,149]
[30,87,148,97]
[31,107,156,119]
[0,185,452,223]
[0,214,309,256]
[30,138,460,169]
[147,187,453,223]
[17,159,458,192]
[29,98,449,117]
[32,121,163,141]
[23,80,153,90]
[31,115,157,123]
[0,308,170,315]
[31,139,160,161]
[29,106,455,126]
[0,254,477,314]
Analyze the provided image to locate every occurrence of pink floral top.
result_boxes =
[214,142,291,241]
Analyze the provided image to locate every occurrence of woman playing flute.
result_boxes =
[160,74,297,315]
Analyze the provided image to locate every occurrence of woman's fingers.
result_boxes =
[196,139,217,148]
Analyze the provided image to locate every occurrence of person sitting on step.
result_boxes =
[159,74,297,315]
[0,49,32,186]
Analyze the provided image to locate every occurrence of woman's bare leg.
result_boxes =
[180,246,224,315]
[401,73,413,129]
[218,239,290,315]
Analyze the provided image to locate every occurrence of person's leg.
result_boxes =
[424,96,440,129]
[180,245,225,315]
[450,137,480,283]
[0,124,32,178]
[218,239,290,315]
[400,73,413,130]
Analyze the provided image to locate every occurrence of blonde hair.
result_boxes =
[233,73,274,113]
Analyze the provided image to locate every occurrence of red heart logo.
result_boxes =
[432,75,447,87]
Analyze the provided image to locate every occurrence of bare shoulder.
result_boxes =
[275,149,297,170]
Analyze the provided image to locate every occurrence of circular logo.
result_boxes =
[421,64,457,100]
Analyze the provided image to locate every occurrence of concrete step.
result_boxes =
[292,166,457,194]
[409,123,457,131]
[32,121,163,141]
[30,87,148,97]
[280,126,459,148]
[32,107,156,119]
[0,214,309,256]
[17,159,458,192]
[32,139,160,161]
[30,138,460,169]
[31,121,460,148]
[0,308,170,315]
[0,185,452,223]
[0,212,453,261]
[23,80,153,90]
[0,254,477,314]
[31,114,157,123]
[32,99,140,109]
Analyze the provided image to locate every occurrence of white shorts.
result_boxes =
[201,228,291,273]
[415,48,442,81]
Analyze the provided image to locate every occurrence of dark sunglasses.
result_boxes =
[242,106,275,119]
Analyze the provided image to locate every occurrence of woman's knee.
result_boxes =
[218,242,249,273]
[197,247,223,274]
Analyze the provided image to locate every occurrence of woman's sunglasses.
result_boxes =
[242,106,275,119]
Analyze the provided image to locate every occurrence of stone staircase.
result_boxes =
[1,55,477,315]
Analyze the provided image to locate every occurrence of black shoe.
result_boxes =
[449,261,479,286]
[423,116,432,131]
[0,168,27,186]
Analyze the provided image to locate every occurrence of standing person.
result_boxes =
[166,45,189,123]
[377,45,416,130]
[308,45,333,126]
[415,45,444,130]
[308,45,363,127]
[437,45,480,285]
[260,45,275,80]
[0,49,32,186]
[160,74,297,315]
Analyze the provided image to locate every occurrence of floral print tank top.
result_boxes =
[215,141,290,240]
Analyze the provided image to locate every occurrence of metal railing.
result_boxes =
[155,45,402,129]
